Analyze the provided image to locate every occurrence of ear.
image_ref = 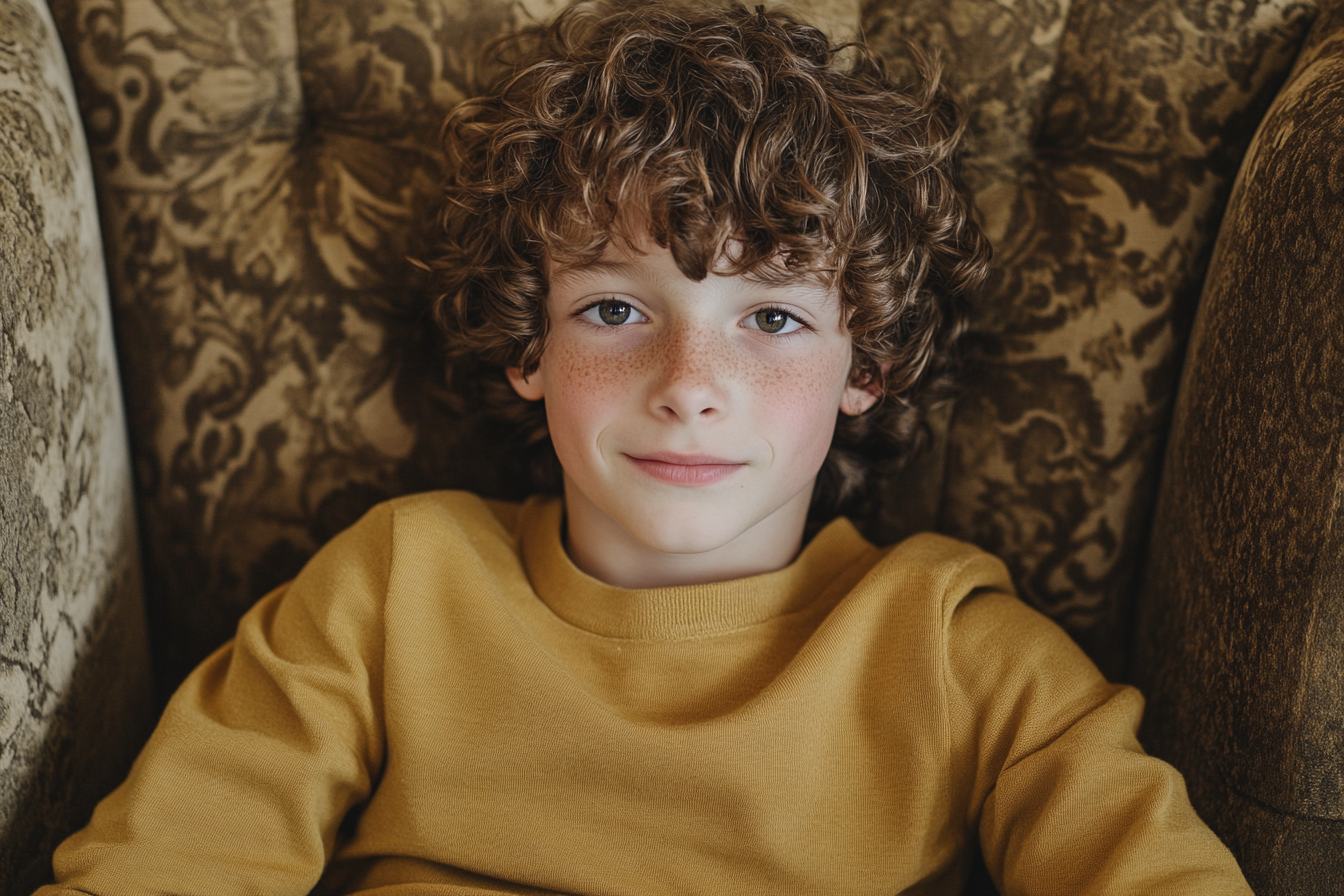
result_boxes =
[838,362,892,417]
[839,383,879,416]
[506,366,545,401]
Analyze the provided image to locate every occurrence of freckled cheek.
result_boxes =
[751,354,850,460]
[542,343,643,444]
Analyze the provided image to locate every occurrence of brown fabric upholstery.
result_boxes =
[8,0,1334,888]
[1134,1,1344,889]
[47,0,520,697]
[0,0,153,888]
[44,0,858,697]
[51,0,1320,694]
[863,0,1317,677]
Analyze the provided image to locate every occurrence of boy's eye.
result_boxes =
[581,300,647,326]
[748,308,804,335]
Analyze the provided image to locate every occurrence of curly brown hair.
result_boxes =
[431,0,990,521]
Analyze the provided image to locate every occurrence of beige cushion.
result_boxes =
[0,0,152,886]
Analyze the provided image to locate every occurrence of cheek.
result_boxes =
[541,342,638,447]
[751,349,851,459]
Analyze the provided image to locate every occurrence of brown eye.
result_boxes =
[580,299,646,328]
[599,301,632,325]
[755,308,789,333]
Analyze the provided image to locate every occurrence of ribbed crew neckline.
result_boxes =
[518,496,875,641]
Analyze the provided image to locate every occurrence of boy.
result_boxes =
[41,2,1251,894]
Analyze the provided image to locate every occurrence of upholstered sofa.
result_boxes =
[1,0,1340,891]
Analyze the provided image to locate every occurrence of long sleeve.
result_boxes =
[33,497,1256,894]
[946,588,1252,896]
[38,503,392,896]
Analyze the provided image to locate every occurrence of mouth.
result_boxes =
[624,452,746,486]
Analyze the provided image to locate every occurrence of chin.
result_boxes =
[623,506,754,556]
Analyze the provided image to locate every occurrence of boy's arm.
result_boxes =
[947,588,1252,896]
[36,503,392,896]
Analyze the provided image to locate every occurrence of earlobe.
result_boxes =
[839,384,880,416]
[506,366,545,401]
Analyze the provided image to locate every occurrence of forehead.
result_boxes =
[547,231,838,301]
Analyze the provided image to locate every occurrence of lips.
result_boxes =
[625,451,746,486]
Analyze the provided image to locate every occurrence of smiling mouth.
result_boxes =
[625,453,746,486]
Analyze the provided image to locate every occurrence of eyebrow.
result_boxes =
[552,257,823,291]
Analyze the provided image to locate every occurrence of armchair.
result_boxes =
[1,0,1340,890]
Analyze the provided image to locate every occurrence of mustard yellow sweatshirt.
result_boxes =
[40,491,1249,895]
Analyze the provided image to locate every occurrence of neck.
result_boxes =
[560,478,813,589]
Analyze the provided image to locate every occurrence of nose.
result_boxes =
[646,324,728,423]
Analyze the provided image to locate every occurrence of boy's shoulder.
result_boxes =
[308,490,537,586]
[357,489,530,541]
[882,533,1116,710]
[293,489,551,607]
[865,531,1108,687]
[874,530,1019,621]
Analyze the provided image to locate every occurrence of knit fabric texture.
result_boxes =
[40,492,1249,895]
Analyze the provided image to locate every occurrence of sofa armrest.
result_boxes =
[0,0,153,888]
[1135,3,1344,892]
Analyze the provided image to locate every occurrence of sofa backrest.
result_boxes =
[45,0,1318,696]
[864,0,1318,677]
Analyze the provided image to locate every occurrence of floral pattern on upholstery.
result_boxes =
[0,0,152,886]
[863,0,1317,675]
[50,0,488,692]
[49,0,860,693]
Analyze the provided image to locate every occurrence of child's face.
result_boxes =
[507,228,878,587]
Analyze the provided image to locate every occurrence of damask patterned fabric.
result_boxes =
[861,0,1318,676]
[6,0,1341,889]
[1135,2,1344,889]
[0,0,154,888]
[43,0,1323,700]
[44,0,859,697]
[48,0,522,698]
